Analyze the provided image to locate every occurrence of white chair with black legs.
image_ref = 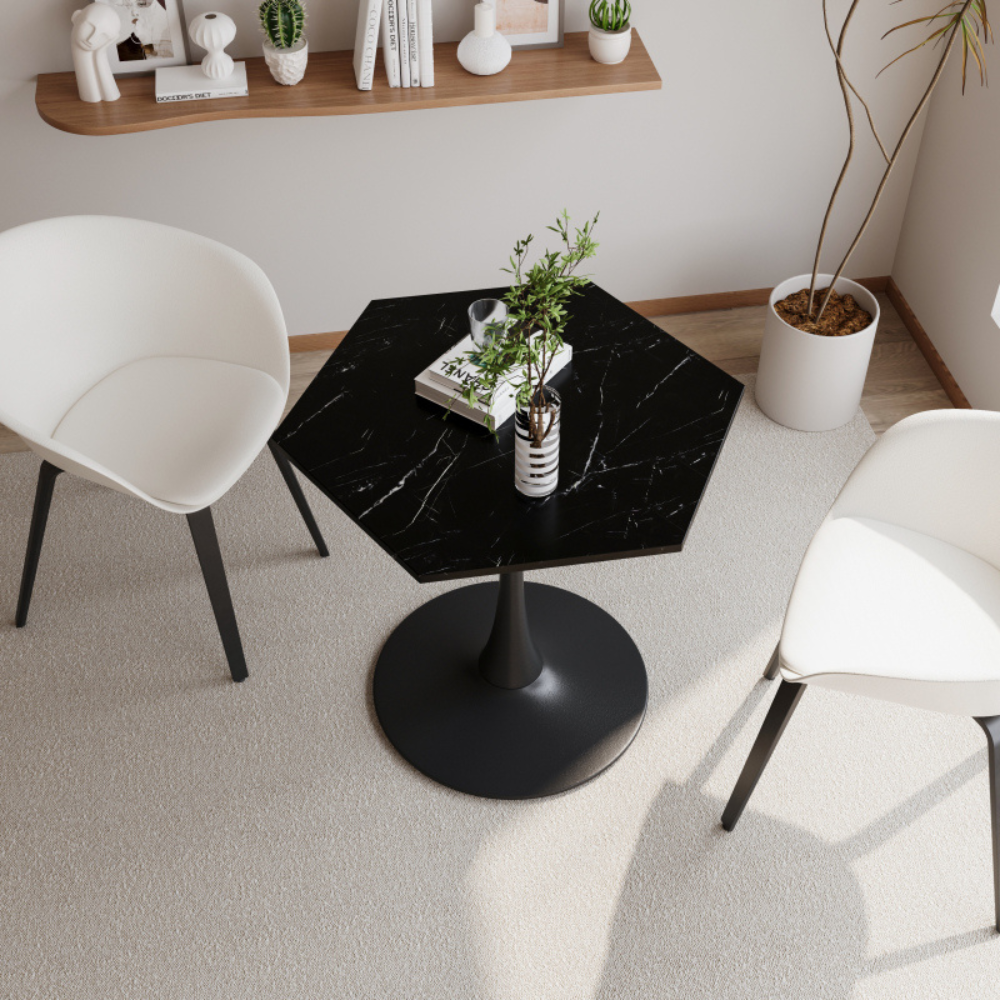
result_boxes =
[0,215,328,681]
[722,408,1000,932]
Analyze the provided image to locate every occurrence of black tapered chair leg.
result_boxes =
[187,506,248,683]
[975,716,1000,933]
[268,440,329,558]
[722,680,806,831]
[763,644,781,680]
[15,460,63,628]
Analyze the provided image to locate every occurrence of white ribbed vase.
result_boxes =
[189,12,237,80]
[263,38,308,85]
[514,389,561,498]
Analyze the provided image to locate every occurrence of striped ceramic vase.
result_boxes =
[514,388,561,498]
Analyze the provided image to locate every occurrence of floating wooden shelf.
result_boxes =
[36,31,660,136]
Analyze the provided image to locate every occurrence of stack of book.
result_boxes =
[414,335,573,430]
[353,0,435,91]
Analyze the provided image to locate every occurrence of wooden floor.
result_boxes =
[0,294,951,457]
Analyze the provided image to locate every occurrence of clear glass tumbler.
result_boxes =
[468,298,508,351]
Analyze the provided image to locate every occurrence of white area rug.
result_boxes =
[1,380,997,999]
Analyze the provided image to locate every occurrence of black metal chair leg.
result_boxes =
[763,644,781,680]
[268,440,329,558]
[16,461,63,628]
[187,506,248,683]
[722,680,806,831]
[975,716,1000,933]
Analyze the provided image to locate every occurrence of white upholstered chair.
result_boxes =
[722,408,1000,931]
[0,216,328,682]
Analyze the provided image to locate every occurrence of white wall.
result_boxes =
[2,1,938,337]
[892,62,1000,408]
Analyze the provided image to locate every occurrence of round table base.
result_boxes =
[373,581,648,799]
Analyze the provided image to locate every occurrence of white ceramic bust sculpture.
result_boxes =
[457,3,512,76]
[71,3,121,103]
[188,11,237,80]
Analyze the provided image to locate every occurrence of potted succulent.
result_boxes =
[588,0,632,65]
[259,0,308,86]
[756,0,993,431]
[447,211,600,498]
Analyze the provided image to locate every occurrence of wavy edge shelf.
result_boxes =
[36,31,660,136]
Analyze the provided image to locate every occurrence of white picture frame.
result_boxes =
[494,0,564,50]
[105,0,190,76]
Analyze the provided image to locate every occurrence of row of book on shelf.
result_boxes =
[353,0,435,92]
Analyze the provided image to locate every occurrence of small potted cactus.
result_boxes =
[259,0,308,85]
[588,0,632,65]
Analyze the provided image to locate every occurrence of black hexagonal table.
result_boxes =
[274,283,743,799]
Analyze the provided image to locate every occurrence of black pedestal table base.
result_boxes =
[372,573,648,799]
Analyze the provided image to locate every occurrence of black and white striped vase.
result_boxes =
[514,388,561,498]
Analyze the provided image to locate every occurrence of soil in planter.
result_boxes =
[774,287,873,336]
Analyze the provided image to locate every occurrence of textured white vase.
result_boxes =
[514,390,561,498]
[263,38,308,85]
[588,24,632,65]
[755,273,880,432]
[189,12,237,80]
[458,3,512,77]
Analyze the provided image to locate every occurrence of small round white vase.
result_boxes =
[189,12,237,80]
[755,273,880,432]
[458,3,512,77]
[588,24,632,65]
[263,38,308,85]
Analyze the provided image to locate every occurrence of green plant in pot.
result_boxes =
[447,211,600,498]
[756,0,993,433]
[588,0,632,64]
[259,0,308,85]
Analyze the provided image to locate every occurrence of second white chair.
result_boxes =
[722,408,1000,932]
[0,216,329,681]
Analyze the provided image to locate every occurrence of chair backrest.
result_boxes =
[0,216,289,444]
[830,408,1000,572]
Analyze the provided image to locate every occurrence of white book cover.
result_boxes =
[406,0,420,87]
[155,64,248,102]
[415,337,573,430]
[397,0,411,87]
[381,0,401,88]
[416,0,434,87]
[353,0,383,91]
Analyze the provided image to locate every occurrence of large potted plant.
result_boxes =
[756,0,992,431]
[448,211,600,497]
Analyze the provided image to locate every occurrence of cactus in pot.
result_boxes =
[259,0,308,85]
[588,0,632,64]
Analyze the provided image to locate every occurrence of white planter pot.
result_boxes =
[588,24,632,65]
[263,39,308,86]
[755,273,879,432]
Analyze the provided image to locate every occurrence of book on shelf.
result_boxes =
[382,0,402,87]
[406,0,421,87]
[414,334,573,430]
[353,0,383,91]
[416,0,434,87]
[154,64,248,102]
[397,0,411,87]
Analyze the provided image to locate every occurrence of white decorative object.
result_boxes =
[755,273,880,432]
[457,3,512,77]
[263,39,308,85]
[588,24,632,65]
[70,3,121,104]
[189,11,237,80]
[514,390,561,498]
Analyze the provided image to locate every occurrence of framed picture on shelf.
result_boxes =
[495,0,564,50]
[105,0,191,76]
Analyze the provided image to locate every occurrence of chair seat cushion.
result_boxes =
[52,356,285,511]
[780,516,1000,715]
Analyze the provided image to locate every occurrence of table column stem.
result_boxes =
[478,571,544,690]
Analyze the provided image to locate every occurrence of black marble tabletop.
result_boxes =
[274,283,743,582]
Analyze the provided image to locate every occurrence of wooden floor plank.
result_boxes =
[0,295,952,457]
